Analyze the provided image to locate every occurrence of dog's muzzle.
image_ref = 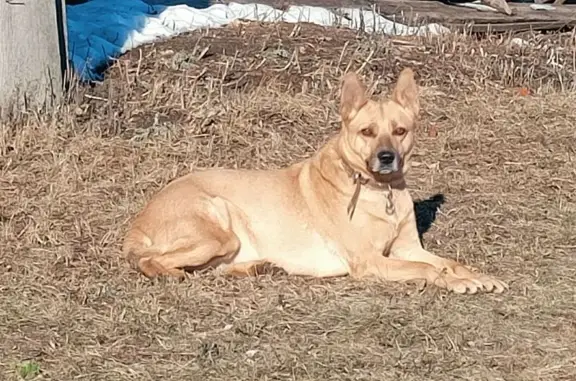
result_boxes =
[370,149,400,175]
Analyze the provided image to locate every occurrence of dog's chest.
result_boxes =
[351,212,399,255]
[350,190,410,255]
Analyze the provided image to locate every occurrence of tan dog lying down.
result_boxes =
[123,68,508,294]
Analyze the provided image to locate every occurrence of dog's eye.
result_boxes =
[360,128,375,137]
[393,127,407,136]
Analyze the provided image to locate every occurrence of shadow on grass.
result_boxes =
[413,193,445,242]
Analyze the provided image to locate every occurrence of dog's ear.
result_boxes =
[340,72,368,122]
[392,68,419,116]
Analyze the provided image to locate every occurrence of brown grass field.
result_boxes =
[1,22,576,380]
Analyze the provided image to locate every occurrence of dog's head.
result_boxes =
[337,68,419,183]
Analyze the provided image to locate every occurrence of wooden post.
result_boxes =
[0,0,68,118]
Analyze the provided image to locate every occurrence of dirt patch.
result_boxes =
[1,23,575,380]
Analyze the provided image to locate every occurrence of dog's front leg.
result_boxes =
[349,254,455,291]
[389,210,508,294]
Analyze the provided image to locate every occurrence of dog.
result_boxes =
[122,68,508,294]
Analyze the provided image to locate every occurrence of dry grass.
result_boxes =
[1,22,576,380]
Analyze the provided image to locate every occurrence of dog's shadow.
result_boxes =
[413,194,445,243]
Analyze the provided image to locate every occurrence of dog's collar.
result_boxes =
[342,162,395,220]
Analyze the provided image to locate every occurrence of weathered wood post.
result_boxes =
[0,0,68,118]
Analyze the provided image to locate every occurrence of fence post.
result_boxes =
[0,0,68,118]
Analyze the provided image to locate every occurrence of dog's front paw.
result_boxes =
[468,273,508,294]
[433,269,508,294]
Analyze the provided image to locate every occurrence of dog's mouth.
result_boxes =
[370,167,400,176]
[367,154,402,177]
[375,167,396,175]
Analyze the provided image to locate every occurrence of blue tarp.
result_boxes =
[66,0,209,81]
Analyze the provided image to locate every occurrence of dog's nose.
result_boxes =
[377,150,396,165]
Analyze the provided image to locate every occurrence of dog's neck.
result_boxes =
[339,159,398,220]
[310,137,403,220]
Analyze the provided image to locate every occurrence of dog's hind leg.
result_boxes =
[223,260,283,277]
[137,235,240,279]
[123,196,241,279]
